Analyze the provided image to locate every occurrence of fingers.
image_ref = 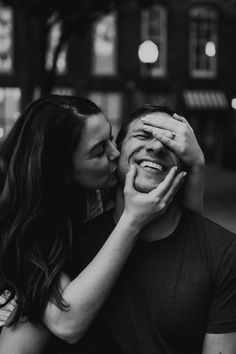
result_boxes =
[141,115,179,131]
[161,171,187,204]
[145,129,177,150]
[143,125,175,139]
[172,113,186,123]
[149,166,178,198]
[173,113,192,130]
[141,113,189,133]
[149,170,187,213]
[124,164,136,192]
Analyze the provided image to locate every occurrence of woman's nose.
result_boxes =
[108,141,120,161]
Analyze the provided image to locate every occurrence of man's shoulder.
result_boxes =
[182,207,236,246]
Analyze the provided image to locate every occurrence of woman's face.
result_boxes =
[72,113,120,189]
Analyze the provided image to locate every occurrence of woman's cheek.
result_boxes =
[97,163,110,179]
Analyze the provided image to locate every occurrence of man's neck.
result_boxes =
[114,185,182,242]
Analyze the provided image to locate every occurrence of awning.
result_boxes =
[183,90,228,110]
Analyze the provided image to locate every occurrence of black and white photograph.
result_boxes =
[0,1,236,353]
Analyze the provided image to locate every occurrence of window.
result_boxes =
[89,92,122,137]
[33,86,75,101]
[0,87,21,138]
[92,13,117,76]
[136,91,176,108]
[140,5,167,77]
[46,17,67,75]
[52,87,75,96]
[189,7,218,78]
[0,4,13,73]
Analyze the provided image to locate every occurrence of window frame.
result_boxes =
[88,91,122,137]
[92,12,117,76]
[0,4,14,74]
[0,87,21,137]
[140,4,167,77]
[45,17,68,75]
[189,6,218,79]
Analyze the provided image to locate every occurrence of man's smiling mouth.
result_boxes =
[139,160,164,172]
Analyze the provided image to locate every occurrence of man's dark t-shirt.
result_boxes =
[48,208,236,354]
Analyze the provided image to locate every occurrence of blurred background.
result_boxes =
[0,0,235,232]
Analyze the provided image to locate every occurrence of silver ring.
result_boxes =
[171,132,176,139]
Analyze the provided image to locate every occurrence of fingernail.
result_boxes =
[141,117,147,121]
[130,164,134,171]
[182,171,187,177]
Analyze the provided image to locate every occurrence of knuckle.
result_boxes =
[179,145,187,155]
[149,198,157,207]
[154,196,161,204]
[159,201,166,210]
[181,127,188,135]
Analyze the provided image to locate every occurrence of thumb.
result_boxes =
[124,164,136,192]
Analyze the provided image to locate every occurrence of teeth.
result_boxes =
[140,161,163,171]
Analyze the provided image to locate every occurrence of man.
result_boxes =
[70,104,236,354]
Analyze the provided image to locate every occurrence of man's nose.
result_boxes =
[146,138,167,157]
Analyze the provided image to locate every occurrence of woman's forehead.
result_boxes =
[80,114,111,149]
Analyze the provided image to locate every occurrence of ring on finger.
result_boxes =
[170,131,176,139]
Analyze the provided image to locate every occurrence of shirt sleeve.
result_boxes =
[206,238,236,333]
[0,291,17,327]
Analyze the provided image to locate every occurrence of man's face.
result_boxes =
[118,112,183,193]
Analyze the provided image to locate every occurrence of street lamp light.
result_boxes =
[205,41,216,57]
[138,40,159,102]
[231,98,236,110]
[138,40,159,64]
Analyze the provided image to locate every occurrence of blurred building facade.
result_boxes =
[0,0,236,168]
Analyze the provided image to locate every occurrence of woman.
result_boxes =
[0,95,193,352]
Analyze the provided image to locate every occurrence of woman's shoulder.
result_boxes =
[85,208,115,231]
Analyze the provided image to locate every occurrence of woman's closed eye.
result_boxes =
[93,135,116,157]
[94,145,105,157]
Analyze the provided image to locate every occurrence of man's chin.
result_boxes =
[134,178,162,193]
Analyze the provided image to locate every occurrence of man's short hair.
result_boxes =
[116,104,177,150]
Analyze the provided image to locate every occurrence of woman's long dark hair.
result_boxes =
[0,95,102,325]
